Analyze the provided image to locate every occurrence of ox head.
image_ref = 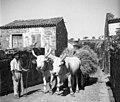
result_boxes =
[52,54,66,75]
[32,49,51,71]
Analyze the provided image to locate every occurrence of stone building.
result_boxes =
[0,17,68,56]
[108,18,120,36]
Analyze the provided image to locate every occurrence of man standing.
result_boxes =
[10,52,28,99]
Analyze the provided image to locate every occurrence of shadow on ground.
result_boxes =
[1,77,98,97]
[0,81,42,96]
[85,77,98,86]
[24,89,41,96]
[51,76,98,96]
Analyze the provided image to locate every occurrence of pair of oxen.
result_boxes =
[32,49,84,96]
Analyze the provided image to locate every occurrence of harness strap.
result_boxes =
[14,69,22,73]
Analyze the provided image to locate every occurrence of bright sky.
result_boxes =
[0,0,120,39]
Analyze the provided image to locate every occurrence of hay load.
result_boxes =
[75,45,98,75]
[61,45,98,75]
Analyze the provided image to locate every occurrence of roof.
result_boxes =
[0,17,63,29]
[108,18,120,24]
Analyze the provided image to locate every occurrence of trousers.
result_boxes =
[12,72,24,96]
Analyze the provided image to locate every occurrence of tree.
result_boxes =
[83,36,88,40]
[69,38,74,42]
[92,36,95,39]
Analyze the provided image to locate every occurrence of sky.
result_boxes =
[0,0,120,39]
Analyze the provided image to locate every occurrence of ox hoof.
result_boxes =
[54,91,60,95]
[55,91,63,95]
[70,92,75,97]
[80,90,84,94]
[49,90,53,95]
[43,90,49,94]
[76,90,80,93]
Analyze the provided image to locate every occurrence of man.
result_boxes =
[10,52,29,99]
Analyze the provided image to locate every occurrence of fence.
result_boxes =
[0,48,44,96]
[0,58,43,96]
[110,50,120,102]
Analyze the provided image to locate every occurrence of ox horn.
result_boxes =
[61,53,67,61]
[45,48,52,58]
[32,49,38,58]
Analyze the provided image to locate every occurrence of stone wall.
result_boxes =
[0,27,56,51]
[0,28,28,49]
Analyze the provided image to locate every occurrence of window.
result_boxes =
[31,34,41,47]
[12,34,23,48]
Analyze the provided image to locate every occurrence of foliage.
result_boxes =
[95,40,105,58]
[109,35,120,52]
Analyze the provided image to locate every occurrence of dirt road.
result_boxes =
[0,68,110,102]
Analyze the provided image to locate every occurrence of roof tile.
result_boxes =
[108,18,120,24]
[0,17,63,29]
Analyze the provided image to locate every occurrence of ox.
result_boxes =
[32,49,54,93]
[52,55,84,96]
[32,48,84,96]
[32,49,68,94]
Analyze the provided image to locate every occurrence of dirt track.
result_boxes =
[0,68,110,102]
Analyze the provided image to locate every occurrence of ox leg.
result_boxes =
[43,76,47,93]
[76,75,79,93]
[76,70,81,93]
[49,74,53,94]
[80,73,85,90]
[68,75,74,96]
[55,76,61,95]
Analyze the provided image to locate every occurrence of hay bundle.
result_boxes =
[74,45,98,75]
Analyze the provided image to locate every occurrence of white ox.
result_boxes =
[32,49,54,93]
[32,49,84,95]
[32,49,68,94]
[52,55,84,96]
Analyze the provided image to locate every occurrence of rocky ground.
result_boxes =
[0,68,113,102]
